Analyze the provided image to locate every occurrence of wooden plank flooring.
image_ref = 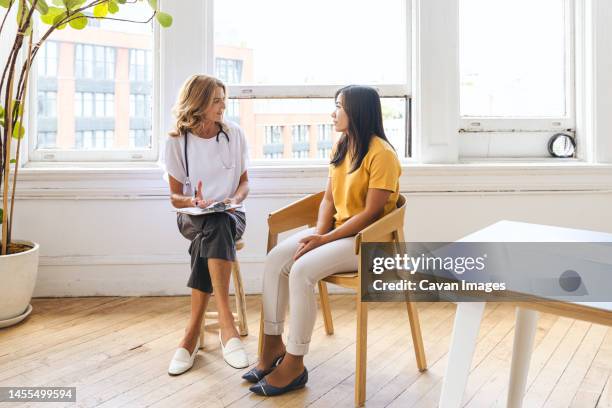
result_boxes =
[0,296,610,408]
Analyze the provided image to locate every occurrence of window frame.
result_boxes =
[28,18,160,162]
[458,0,576,134]
[208,0,413,165]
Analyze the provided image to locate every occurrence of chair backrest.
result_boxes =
[397,194,406,208]
[354,193,407,253]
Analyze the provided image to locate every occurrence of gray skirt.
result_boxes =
[176,211,246,293]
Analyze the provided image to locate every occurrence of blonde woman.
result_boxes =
[164,74,250,375]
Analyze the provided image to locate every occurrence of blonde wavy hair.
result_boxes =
[169,74,227,137]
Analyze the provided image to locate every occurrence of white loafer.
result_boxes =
[219,332,249,369]
[168,337,200,376]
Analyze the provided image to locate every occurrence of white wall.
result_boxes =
[12,165,612,297]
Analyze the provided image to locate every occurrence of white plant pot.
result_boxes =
[0,240,39,325]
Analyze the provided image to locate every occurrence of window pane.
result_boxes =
[83,93,93,117]
[74,93,82,116]
[460,0,567,117]
[228,98,407,160]
[35,2,153,154]
[214,0,407,85]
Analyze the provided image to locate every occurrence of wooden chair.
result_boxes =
[199,239,248,347]
[258,192,427,407]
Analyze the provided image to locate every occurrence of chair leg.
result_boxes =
[406,301,427,371]
[258,304,264,358]
[231,261,249,336]
[355,296,368,407]
[318,281,334,335]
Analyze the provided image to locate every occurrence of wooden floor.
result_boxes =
[0,296,610,408]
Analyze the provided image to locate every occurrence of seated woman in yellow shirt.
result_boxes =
[245,85,401,396]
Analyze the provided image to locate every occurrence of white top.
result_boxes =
[163,120,249,206]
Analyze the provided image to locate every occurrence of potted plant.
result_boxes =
[0,0,171,327]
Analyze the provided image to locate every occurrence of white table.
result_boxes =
[438,220,612,408]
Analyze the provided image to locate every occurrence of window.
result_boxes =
[130,93,151,118]
[37,132,57,149]
[37,91,57,117]
[216,58,243,84]
[317,124,333,142]
[214,0,410,162]
[129,49,153,82]
[75,44,116,80]
[75,92,113,117]
[31,1,155,160]
[292,125,309,143]
[318,147,332,159]
[38,41,58,77]
[75,130,114,150]
[129,129,152,149]
[459,0,574,133]
[264,126,283,145]
[292,150,309,159]
[263,152,283,159]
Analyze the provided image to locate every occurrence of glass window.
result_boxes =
[317,124,333,141]
[318,147,332,159]
[264,125,282,145]
[95,93,105,117]
[215,58,243,84]
[43,10,150,158]
[83,92,93,117]
[37,132,57,149]
[231,98,407,160]
[292,125,309,143]
[129,49,151,82]
[214,0,406,85]
[460,0,568,117]
[38,41,58,77]
[37,91,57,117]
[84,45,93,78]
[105,93,114,117]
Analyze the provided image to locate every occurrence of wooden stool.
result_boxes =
[199,239,248,348]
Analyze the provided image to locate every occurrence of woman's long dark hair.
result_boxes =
[330,85,394,173]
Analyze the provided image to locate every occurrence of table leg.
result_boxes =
[507,307,539,408]
[439,302,486,408]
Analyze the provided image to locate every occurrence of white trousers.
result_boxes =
[262,227,359,355]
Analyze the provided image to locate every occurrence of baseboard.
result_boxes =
[34,254,351,297]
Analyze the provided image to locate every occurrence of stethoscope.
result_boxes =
[183,125,235,195]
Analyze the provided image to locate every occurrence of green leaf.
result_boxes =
[11,100,24,117]
[116,0,125,3]
[64,0,85,10]
[0,0,14,9]
[40,6,63,24]
[16,0,30,26]
[108,0,118,14]
[93,2,107,17]
[146,0,156,9]
[12,121,25,139]
[0,208,3,225]
[155,11,172,27]
[10,159,16,164]
[68,11,87,29]
[27,0,48,14]
[0,105,4,117]
[52,11,68,29]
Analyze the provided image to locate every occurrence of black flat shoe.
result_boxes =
[249,367,308,396]
[241,355,284,383]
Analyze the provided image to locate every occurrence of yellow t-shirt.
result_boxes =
[329,136,401,228]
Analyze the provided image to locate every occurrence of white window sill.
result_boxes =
[13,160,612,199]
